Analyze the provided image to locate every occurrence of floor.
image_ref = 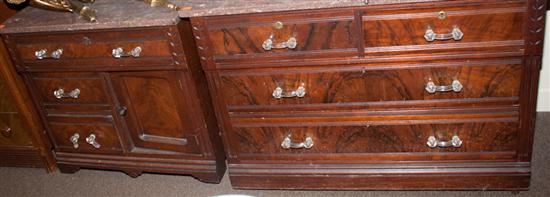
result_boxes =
[0,113,548,197]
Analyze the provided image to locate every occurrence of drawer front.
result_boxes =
[220,61,522,109]
[231,122,519,161]
[48,116,122,154]
[30,72,110,106]
[206,10,357,62]
[0,113,34,146]
[362,3,525,54]
[8,27,180,69]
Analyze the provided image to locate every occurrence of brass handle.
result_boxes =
[272,84,306,99]
[424,26,464,42]
[85,133,101,149]
[70,133,80,149]
[425,80,463,94]
[281,134,314,149]
[35,48,63,60]
[1,126,13,138]
[53,88,81,99]
[112,47,142,58]
[427,135,462,148]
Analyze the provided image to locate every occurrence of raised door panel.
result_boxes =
[110,71,202,155]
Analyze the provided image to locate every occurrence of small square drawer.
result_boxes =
[205,10,357,63]
[362,2,525,54]
[5,27,183,71]
[30,72,110,106]
[0,113,34,146]
[47,116,123,154]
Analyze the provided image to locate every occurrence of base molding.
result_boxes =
[0,147,45,168]
[55,152,226,183]
[228,162,531,190]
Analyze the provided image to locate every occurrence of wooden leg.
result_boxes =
[57,164,80,174]
[192,172,223,184]
[123,170,143,178]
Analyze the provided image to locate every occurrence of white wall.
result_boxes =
[537,11,550,112]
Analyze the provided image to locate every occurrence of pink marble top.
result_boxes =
[0,0,441,34]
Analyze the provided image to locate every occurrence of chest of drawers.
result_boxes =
[1,17,226,182]
[190,0,545,190]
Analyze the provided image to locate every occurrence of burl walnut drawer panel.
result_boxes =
[362,3,525,54]
[47,116,122,154]
[231,122,518,161]
[7,27,181,70]
[206,10,357,62]
[29,72,110,106]
[0,113,34,147]
[220,60,522,109]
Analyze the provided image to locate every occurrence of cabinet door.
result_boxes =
[110,71,203,155]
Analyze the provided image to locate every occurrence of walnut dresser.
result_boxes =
[0,1,225,183]
[0,2,56,171]
[184,0,546,190]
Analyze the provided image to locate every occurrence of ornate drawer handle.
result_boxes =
[70,133,80,149]
[425,80,463,94]
[112,46,142,58]
[424,26,464,42]
[272,84,306,99]
[262,34,297,51]
[118,106,128,117]
[53,88,81,99]
[1,126,13,138]
[281,135,314,149]
[35,49,63,60]
[86,133,101,149]
[427,135,462,148]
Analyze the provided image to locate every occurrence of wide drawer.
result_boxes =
[362,2,525,54]
[29,72,110,106]
[230,121,519,161]
[220,60,522,110]
[206,10,357,62]
[47,116,122,154]
[6,27,182,70]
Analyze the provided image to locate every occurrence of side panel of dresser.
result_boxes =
[0,3,56,171]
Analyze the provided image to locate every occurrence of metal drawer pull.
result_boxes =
[70,133,80,149]
[86,133,101,149]
[118,106,128,117]
[112,46,142,58]
[281,135,314,149]
[35,48,63,60]
[1,126,13,138]
[427,135,462,148]
[425,80,463,94]
[272,84,306,99]
[424,26,464,42]
[262,34,298,51]
[53,88,81,99]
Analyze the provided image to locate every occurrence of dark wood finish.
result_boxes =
[2,20,226,182]
[191,0,545,190]
[0,2,55,171]
[220,60,522,108]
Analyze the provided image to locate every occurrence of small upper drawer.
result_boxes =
[5,27,184,71]
[205,10,357,62]
[220,60,522,110]
[230,122,519,161]
[47,116,123,154]
[362,3,525,54]
[30,72,110,106]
